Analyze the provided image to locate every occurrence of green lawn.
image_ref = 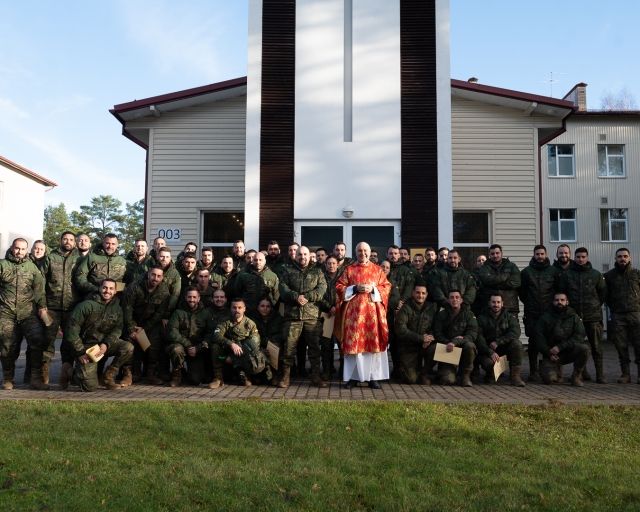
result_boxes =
[0,401,637,511]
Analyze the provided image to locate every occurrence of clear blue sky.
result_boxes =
[1,0,637,212]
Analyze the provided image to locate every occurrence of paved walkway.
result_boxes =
[2,343,638,405]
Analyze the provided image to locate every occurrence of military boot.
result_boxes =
[144,364,164,386]
[208,378,223,389]
[103,366,122,390]
[2,368,14,390]
[617,363,631,384]
[170,368,182,388]
[59,362,73,390]
[29,368,50,390]
[595,358,607,384]
[310,369,327,388]
[461,369,473,387]
[41,362,50,385]
[238,371,252,387]
[541,360,558,385]
[510,365,526,387]
[571,369,584,387]
[278,367,291,389]
[120,367,133,387]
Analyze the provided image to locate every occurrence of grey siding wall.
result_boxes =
[542,115,640,272]
[128,96,246,252]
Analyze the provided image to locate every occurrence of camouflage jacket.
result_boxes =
[124,253,154,285]
[604,263,640,314]
[535,306,587,355]
[519,258,559,318]
[476,309,521,357]
[73,246,127,299]
[279,263,327,321]
[0,252,46,320]
[428,265,477,307]
[387,262,415,302]
[213,316,260,350]
[167,304,212,349]
[64,296,123,356]
[394,298,439,347]
[249,310,284,349]
[121,280,171,335]
[42,247,81,312]
[557,261,606,322]
[234,266,280,311]
[433,304,478,346]
[476,258,521,313]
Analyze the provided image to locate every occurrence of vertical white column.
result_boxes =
[344,0,353,142]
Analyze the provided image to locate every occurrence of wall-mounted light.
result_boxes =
[342,206,354,218]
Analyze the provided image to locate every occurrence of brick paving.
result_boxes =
[1,343,638,405]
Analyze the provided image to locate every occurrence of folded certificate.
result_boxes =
[136,329,151,352]
[266,341,280,370]
[433,343,462,365]
[86,344,104,363]
[116,282,126,292]
[321,313,335,338]
[493,355,509,382]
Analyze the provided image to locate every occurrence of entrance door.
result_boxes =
[295,221,400,258]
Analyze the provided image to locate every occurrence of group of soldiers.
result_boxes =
[1,231,638,392]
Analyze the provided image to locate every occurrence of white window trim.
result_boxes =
[601,209,628,243]
[548,144,575,178]
[550,209,577,243]
[598,144,626,178]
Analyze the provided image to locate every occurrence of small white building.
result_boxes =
[542,83,640,272]
[0,155,57,256]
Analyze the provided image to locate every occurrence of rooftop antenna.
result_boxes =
[543,71,567,97]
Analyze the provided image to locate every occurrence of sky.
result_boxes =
[1,0,638,213]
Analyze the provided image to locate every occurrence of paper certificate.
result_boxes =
[86,344,104,363]
[266,341,280,370]
[493,355,509,382]
[115,282,126,292]
[433,343,462,365]
[136,329,151,352]
[321,313,335,338]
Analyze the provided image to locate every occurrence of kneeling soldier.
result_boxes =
[394,282,438,384]
[535,292,590,387]
[476,294,525,386]
[167,287,213,386]
[433,290,479,387]
[61,279,134,391]
[212,298,267,387]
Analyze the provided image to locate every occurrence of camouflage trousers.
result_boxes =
[43,309,75,365]
[476,339,524,373]
[72,339,134,392]
[438,341,477,385]
[282,319,322,373]
[0,314,46,373]
[396,341,436,384]
[611,312,640,367]
[167,344,212,385]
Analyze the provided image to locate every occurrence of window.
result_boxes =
[550,209,576,242]
[202,212,244,247]
[598,144,625,177]
[600,208,628,242]
[453,211,490,268]
[548,144,575,177]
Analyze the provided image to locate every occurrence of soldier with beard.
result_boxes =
[76,233,91,257]
[421,247,439,284]
[332,242,353,278]
[476,244,521,316]
[74,233,126,300]
[428,249,476,308]
[198,247,217,276]
[553,244,572,273]
[29,240,47,275]
[211,256,239,298]
[234,251,279,312]
[0,238,49,390]
[266,241,283,273]
[124,239,153,285]
[315,247,328,267]
[557,247,607,383]
[535,292,590,386]
[155,247,182,314]
[519,245,559,381]
[179,252,198,291]
[193,269,215,309]
[604,248,640,383]
[232,240,247,271]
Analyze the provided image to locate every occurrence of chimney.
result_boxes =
[563,83,587,111]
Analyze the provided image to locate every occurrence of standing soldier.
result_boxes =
[553,244,572,273]
[122,266,171,384]
[604,248,640,383]
[73,233,127,299]
[428,249,477,308]
[124,239,153,285]
[519,245,559,381]
[155,247,182,314]
[234,251,280,312]
[277,246,327,388]
[60,278,134,391]
[41,231,81,385]
[557,247,607,383]
[476,244,521,316]
[0,238,49,390]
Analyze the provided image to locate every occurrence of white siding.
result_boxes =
[542,115,640,272]
[451,97,557,269]
[128,96,246,252]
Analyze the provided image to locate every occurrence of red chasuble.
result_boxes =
[335,262,391,355]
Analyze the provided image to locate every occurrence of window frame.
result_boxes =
[547,144,575,178]
[200,211,245,248]
[600,208,628,243]
[597,144,626,178]
[549,208,577,243]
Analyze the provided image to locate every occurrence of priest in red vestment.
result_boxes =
[335,241,391,389]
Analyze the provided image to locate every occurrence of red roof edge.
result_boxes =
[0,155,57,187]
[451,79,576,110]
[111,76,247,113]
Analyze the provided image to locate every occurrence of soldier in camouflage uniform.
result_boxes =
[476,244,521,316]
[277,246,327,388]
[212,298,267,386]
[206,289,231,389]
[155,247,182,314]
[211,256,239,298]
[535,292,590,386]
[122,266,171,384]
[476,294,525,386]
[166,287,213,386]
[41,231,81,384]
[193,269,215,309]
[234,251,280,312]
[124,239,153,285]
[394,282,439,384]
[60,278,134,392]
[427,249,477,308]
[433,290,479,387]
[318,255,339,380]
[73,233,127,299]
[0,238,49,390]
